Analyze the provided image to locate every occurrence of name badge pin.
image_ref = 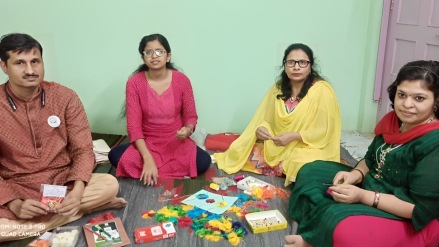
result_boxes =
[48,116,61,128]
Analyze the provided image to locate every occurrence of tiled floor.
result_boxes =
[341,131,374,161]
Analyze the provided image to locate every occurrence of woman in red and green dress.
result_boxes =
[285,60,439,247]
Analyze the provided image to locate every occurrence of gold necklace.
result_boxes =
[374,143,402,178]
[400,115,434,132]
[290,96,301,103]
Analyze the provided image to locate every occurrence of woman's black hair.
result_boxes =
[387,60,439,119]
[275,43,324,101]
[121,34,179,118]
[130,33,178,76]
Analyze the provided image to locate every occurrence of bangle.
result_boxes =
[352,168,365,182]
[372,191,380,208]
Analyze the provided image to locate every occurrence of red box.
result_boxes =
[134,223,176,244]
[205,132,240,152]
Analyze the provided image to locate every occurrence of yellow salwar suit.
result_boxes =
[214,81,341,186]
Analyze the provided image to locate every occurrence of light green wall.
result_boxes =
[0,0,382,135]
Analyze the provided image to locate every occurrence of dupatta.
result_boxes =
[214,81,341,186]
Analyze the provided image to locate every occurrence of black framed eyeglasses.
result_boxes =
[143,49,167,57]
[285,59,310,68]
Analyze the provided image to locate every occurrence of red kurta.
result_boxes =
[0,81,95,220]
[116,70,198,178]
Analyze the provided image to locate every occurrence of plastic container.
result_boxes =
[51,226,80,247]
[236,176,272,191]
[245,210,287,234]
[26,232,53,247]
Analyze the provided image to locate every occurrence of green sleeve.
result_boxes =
[410,143,439,230]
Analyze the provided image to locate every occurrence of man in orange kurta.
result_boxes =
[0,33,126,242]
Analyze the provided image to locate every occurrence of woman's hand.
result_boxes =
[271,133,295,146]
[333,171,360,185]
[140,158,158,186]
[176,127,192,140]
[328,184,365,204]
[256,127,272,141]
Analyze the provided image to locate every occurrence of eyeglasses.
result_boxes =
[143,49,167,57]
[285,59,310,68]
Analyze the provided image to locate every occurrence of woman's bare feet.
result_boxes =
[284,235,313,247]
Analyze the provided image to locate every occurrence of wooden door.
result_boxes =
[376,0,439,122]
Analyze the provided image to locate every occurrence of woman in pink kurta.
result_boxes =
[111,34,211,185]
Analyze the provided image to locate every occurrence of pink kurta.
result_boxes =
[0,81,95,220]
[116,70,198,178]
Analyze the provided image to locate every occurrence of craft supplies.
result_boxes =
[234,174,245,182]
[39,184,67,212]
[51,226,80,247]
[141,210,156,219]
[177,217,192,228]
[243,190,252,196]
[237,176,272,192]
[181,189,238,214]
[83,217,131,247]
[134,222,176,244]
[27,239,50,247]
[210,182,220,191]
[274,187,290,199]
[211,177,236,190]
[253,186,275,201]
[27,232,53,247]
[232,221,248,237]
[220,182,228,190]
[195,217,244,246]
[84,226,108,241]
[222,177,236,186]
[245,210,287,234]
[88,212,115,223]
[212,177,236,186]
[148,203,245,246]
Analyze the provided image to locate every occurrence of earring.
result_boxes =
[390,103,394,109]
[434,106,437,112]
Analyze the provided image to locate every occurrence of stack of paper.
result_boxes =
[93,139,111,164]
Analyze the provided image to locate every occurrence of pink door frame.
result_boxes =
[374,0,392,101]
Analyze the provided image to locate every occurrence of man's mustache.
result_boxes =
[23,74,39,78]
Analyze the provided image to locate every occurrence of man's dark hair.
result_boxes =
[0,33,43,63]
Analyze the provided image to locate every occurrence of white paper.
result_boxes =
[42,184,67,197]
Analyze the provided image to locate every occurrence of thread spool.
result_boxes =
[234,174,245,182]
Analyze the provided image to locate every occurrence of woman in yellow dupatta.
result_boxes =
[214,43,341,186]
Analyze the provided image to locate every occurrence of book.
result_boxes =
[83,217,130,247]
[93,139,111,163]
